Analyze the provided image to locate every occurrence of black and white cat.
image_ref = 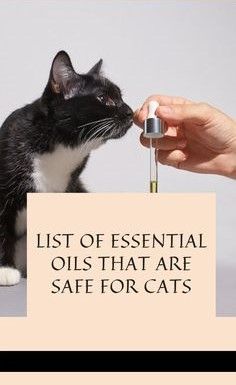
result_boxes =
[0,51,133,285]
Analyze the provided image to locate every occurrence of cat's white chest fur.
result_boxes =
[32,140,102,192]
[12,141,102,280]
[15,207,27,237]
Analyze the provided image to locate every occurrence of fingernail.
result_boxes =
[158,106,172,115]
[177,139,187,149]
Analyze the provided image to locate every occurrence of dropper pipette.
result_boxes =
[144,101,165,193]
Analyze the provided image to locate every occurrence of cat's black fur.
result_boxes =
[0,51,133,284]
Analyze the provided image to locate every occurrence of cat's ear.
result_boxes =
[50,51,76,96]
[87,59,103,76]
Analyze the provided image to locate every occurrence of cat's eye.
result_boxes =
[97,95,115,106]
[97,95,106,103]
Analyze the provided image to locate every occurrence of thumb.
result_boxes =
[157,103,213,125]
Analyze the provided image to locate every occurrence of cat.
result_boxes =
[0,51,133,286]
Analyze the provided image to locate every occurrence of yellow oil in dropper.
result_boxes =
[150,181,158,193]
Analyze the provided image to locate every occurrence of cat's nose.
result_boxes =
[126,103,133,114]
[127,107,133,118]
[123,103,133,119]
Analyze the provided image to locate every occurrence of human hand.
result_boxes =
[134,95,236,178]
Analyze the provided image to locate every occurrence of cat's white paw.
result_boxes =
[0,267,21,286]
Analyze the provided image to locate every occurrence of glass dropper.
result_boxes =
[144,101,164,193]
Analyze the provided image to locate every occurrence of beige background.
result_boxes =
[1,373,236,384]
[1,193,235,350]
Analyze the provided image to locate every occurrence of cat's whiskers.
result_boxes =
[77,117,113,130]
[100,124,116,140]
[87,123,116,144]
[83,122,114,145]
[78,118,114,140]
[3,172,23,187]
[82,122,111,144]
[0,199,11,216]
[87,122,111,139]
[82,122,106,141]
[99,123,115,138]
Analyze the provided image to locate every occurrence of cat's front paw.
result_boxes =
[0,267,21,286]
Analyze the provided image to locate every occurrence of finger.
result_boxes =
[133,95,192,128]
[140,134,150,148]
[158,151,225,175]
[156,136,187,150]
[157,103,213,125]
[133,108,146,128]
[134,110,169,131]
[140,134,187,150]
[140,134,160,148]
[165,125,184,137]
[158,149,189,169]
[141,94,192,110]
[140,134,162,148]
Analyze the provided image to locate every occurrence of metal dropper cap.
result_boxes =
[144,101,165,138]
